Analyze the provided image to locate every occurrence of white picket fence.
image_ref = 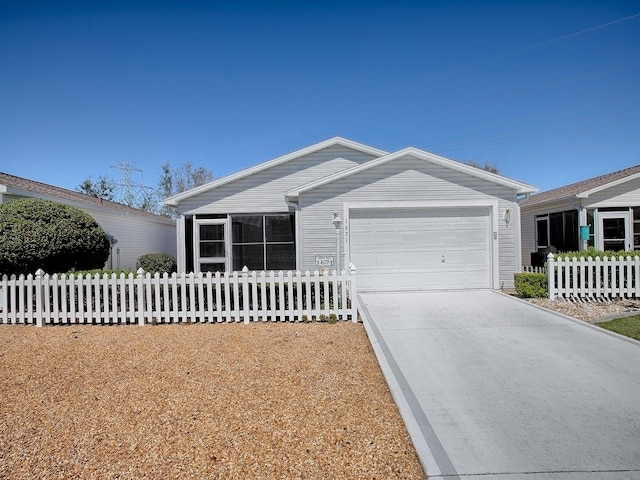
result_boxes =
[547,253,640,300]
[0,269,357,326]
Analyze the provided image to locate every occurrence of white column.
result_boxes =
[176,215,186,274]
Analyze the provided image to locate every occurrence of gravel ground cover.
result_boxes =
[522,296,640,324]
[0,322,425,480]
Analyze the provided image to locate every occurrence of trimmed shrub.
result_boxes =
[554,249,640,259]
[514,272,547,298]
[136,253,177,274]
[66,269,135,277]
[0,198,110,276]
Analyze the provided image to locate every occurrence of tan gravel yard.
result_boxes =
[523,296,640,324]
[0,322,425,480]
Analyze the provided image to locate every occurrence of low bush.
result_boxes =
[136,253,177,274]
[514,272,547,298]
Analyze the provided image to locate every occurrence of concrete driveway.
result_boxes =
[358,290,640,480]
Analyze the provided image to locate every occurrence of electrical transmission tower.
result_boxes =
[110,161,153,206]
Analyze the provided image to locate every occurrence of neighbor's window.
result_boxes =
[633,207,640,249]
[231,214,296,270]
[536,217,549,250]
[587,209,595,248]
[536,210,579,252]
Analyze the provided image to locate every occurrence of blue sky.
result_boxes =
[1,1,639,200]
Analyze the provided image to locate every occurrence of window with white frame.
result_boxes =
[231,214,296,271]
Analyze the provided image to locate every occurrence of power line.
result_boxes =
[195,60,640,163]
[438,119,640,155]
[188,12,640,163]
[421,109,640,150]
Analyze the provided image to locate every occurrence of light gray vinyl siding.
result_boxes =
[88,209,176,270]
[583,179,640,208]
[176,145,379,215]
[298,156,519,288]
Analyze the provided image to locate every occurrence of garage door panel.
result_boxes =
[350,207,492,291]
[375,231,398,247]
[399,231,419,244]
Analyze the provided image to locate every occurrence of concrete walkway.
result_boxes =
[358,290,640,480]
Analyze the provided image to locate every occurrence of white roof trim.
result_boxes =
[575,172,640,198]
[163,137,388,206]
[285,147,536,199]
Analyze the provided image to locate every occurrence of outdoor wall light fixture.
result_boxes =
[503,208,512,225]
[332,211,343,273]
[332,210,343,229]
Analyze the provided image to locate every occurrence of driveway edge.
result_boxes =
[358,293,460,479]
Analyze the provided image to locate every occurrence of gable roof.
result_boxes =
[285,147,536,200]
[163,137,388,206]
[0,171,170,220]
[519,164,640,208]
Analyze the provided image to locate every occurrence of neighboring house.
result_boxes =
[0,172,176,270]
[519,165,640,267]
[164,137,535,291]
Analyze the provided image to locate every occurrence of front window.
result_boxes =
[232,214,296,271]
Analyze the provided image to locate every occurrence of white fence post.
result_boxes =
[348,263,357,321]
[136,268,145,326]
[35,269,45,327]
[547,254,555,300]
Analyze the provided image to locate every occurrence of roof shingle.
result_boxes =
[0,171,167,219]
[519,165,640,207]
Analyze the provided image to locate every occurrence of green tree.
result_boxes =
[156,161,214,216]
[76,175,116,200]
[0,198,111,275]
[76,162,214,215]
[171,161,214,194]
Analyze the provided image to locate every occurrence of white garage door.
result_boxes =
[350,208,492,291]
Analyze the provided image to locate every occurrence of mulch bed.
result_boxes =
[0,322,425,479]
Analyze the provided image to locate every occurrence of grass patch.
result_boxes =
[597,315,640,341]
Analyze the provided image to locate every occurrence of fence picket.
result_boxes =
[544,254,640,300]
[1,269,358,326]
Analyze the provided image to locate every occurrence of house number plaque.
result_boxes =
[315,256,335,267]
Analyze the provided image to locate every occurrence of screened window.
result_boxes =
[231,214,295,270]
[536,210,579,252]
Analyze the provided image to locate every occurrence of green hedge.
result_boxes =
[554,249,640,260]
[0,198,110,275]
[514,272,547,298]
[136,253,177,274]
[66,269,136,277]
